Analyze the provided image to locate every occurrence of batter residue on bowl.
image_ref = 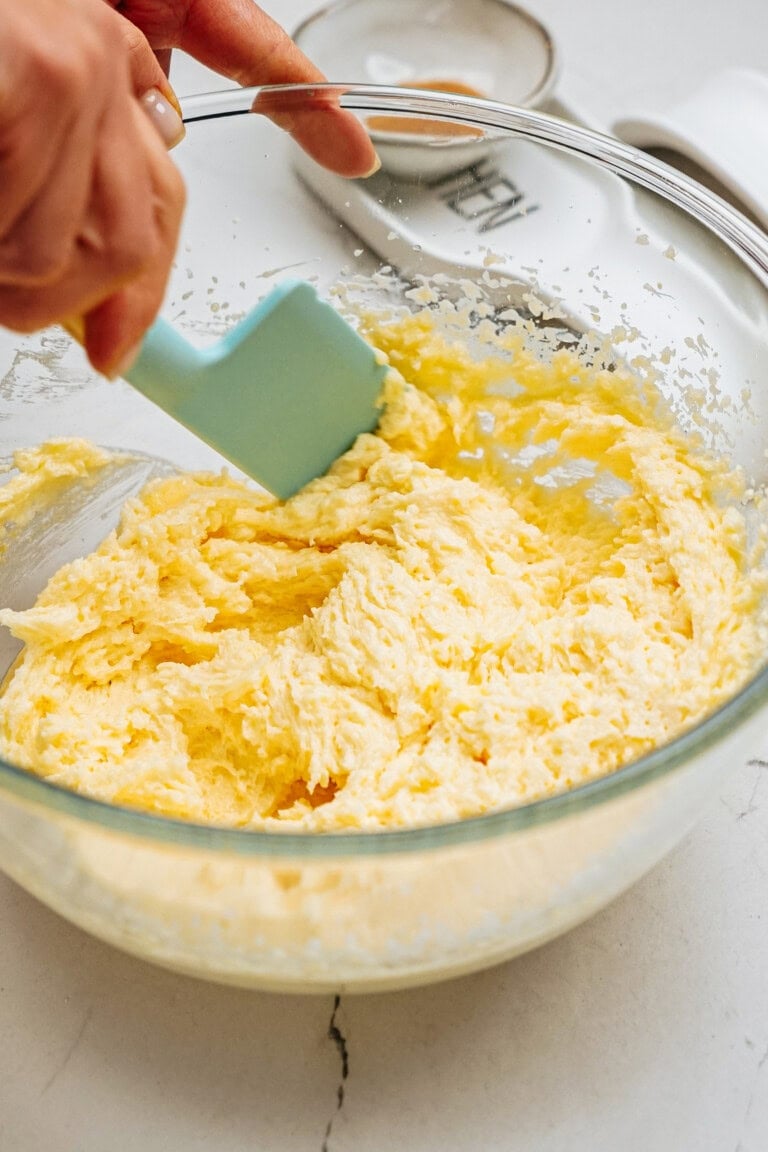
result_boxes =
[0,305,765,830]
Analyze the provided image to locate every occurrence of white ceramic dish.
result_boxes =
[293,0,558,179]
[613,68,768,229]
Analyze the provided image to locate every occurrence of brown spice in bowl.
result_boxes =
[367,79,486,138]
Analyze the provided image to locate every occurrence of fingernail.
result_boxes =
[363,151,382,178]
[161,81,183,120]
[108,341,143,381]
[62,315,85,345]
[140,87,186,150]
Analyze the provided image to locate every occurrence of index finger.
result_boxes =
[178,0,379,178]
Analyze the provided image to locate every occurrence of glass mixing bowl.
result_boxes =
[0,86,766,993]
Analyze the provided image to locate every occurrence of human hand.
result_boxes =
[0,0,186,375]
[105,0,380,178]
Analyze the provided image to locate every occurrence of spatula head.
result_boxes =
[125,281,388,499]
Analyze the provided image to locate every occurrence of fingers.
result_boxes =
[0,0,186,373]
[254,89,381,179]
[83,106,186,376]
[0,84,100,287]
[118,13,170,93]
[139,87,186,150]
[104,0,378,175]
[116,15,183,121]
[173,0,326,87]
[0,91,156,334]
[176,0,380,178]
[0,10,101,246]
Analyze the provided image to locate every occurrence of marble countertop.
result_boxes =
[1,2,767,1149]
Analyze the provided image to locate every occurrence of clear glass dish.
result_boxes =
[0,85,766,993]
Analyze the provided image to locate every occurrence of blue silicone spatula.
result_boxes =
[68,280,387,500]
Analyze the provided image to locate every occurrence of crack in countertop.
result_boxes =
[321,995,349,1152]
[40,1005,94,1098]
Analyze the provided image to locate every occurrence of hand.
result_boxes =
[105,0,380,178]
[0,0,186,375]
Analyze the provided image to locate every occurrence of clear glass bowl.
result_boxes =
[0,85,766,993]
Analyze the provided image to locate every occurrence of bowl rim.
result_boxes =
[1,83,767,857]
[291,0,561,129]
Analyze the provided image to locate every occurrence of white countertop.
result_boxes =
[1,2,767,1149]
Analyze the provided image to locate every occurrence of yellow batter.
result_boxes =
[0,309,764,829]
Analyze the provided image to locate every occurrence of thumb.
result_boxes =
[113,11,186,133]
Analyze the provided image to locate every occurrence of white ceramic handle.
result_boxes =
[613,68,768,229]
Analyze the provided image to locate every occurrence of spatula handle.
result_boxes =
[123,318,205,408]
[60,313,203,408]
